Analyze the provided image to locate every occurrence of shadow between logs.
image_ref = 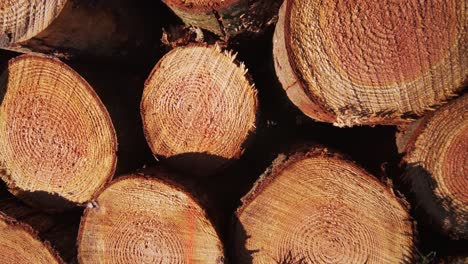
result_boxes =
[163,152,232,177]
[403,163,467,240]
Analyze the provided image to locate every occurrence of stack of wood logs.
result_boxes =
[0,0,466,263]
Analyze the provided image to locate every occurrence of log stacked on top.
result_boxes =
[234,147,416,263]
[162,0,282,38]
[0,55,116,210]
[274,0,466,126]
[0,0,157,59]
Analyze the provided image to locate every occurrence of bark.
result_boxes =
[0,211,64,264]
[162,0,281,38]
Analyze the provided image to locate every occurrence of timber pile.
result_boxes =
[0,0,466,263]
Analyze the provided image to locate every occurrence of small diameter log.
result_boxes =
[141,45,257,176]
[0,212,63,264]
[399,93,467,239]
[78,172,224,263]
[0,0,156,59]
[0,55,117,210]
[234,148,415,263]
[273,0,467,127]
[162,0,281,38]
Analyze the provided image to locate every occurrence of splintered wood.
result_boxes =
[141,45,257,175]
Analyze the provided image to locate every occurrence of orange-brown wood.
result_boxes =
[234,147,416,263]
[274,0,466,126]
[78,171,224,263]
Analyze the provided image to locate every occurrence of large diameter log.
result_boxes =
[0,55,117,210]
[141,45,257,176]
[162,0,281,38]
[234,148,415,263]
[0,0,157,59]
[0,212,63,264]
[274,0,467,127]
[78,172,224,263]
[399,93,467,239]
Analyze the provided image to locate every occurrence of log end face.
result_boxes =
[402,94,468,239]
[279,0,466,125]
[78,175,224,263]
[235,148,415,263]
[0,55,117,208]
[141,45,257,176]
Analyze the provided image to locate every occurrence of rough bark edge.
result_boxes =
[163,0,281,38]
[162,0,240,13]
[235,145,418,264]
[398,94,468,239]
[140,43,259,171]
[0,212,65,264]
[77,170,225,263]
[281,0,467,127]
[0,54,118,208]
[273,0,337,124]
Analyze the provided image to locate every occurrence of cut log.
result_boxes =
[234,147,415,263]
[399,93,467,239]
[141,45,257,176]
[0,54,117,210]
[0,196,79,263]
[0,212,63,264]
[78,171,224,263]
[162,0,281,38]
[273,0,467,127]
[0,0,157,60]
